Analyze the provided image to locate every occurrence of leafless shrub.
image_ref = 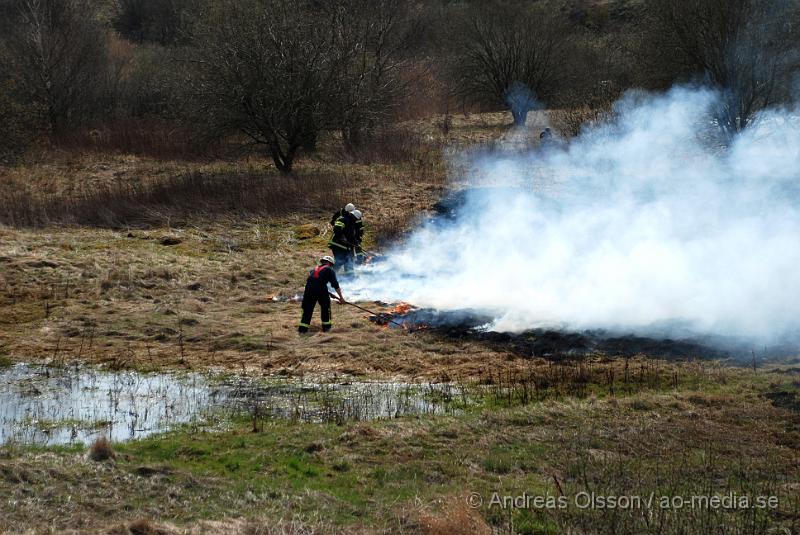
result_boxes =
[113,0,192,45]
[185,0,420,173]
[87,435,115,461]
[0,75,41,164]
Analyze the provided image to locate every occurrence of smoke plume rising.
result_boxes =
[350,87,800,347]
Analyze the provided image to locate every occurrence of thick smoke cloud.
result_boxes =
[350,87,800,346]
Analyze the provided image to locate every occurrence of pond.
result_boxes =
[0,362,464,446]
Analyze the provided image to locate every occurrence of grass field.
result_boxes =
[1,114,798,534]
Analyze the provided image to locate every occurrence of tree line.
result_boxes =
[1,0,798,170]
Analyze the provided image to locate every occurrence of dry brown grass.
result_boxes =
[54,118,213,161]
[547,106,611,138]
[3,112,795,535]
[416,496,492,535]
[88,436,115,462]
[0,145,484,380]
[0,166,355,228]
[107,518,177,535]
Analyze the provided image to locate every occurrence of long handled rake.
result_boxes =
[329,293,406,328]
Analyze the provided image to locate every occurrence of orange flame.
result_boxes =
[393,302,412,314]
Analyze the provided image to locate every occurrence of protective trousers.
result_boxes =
[331,247,354,271]
[299,290,332,333]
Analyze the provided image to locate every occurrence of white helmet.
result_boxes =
[320,255,335,265]
[345,203,355,212]
[352,209,362,220]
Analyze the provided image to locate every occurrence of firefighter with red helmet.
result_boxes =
[298,256,345,334]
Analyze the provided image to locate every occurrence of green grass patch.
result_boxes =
[0,363,796,533]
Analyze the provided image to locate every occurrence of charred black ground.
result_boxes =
[369,306,797,362]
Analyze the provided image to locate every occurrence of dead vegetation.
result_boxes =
[0,167,355,228]
[414,497,492,535]
[0,140,458,379]
[88,436,115,461]
[108,519,176,535]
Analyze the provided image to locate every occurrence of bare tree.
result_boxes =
[186,0,416,172]
[646,0,800,138]
[336,0,423,152]
[0,73,41,163]
[453,2,574,126]
[3,0,109,135]
[186,0,341,172]
[5,0,107,134]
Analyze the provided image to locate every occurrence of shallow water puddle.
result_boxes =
[0,363,220,446]
[0,363,462,446]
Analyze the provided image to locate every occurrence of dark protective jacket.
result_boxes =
[354,219,365,246]
[328,215,356,250]
[330,208,356,227]
[330,208,346,226]
[304,264,339,295]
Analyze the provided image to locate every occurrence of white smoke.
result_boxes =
[350,87,800,346]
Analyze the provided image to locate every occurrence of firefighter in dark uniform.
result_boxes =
[328,213,357,270]
[299,256,344,334]
[330,202,356,227]
[540,127,554,147]
[352,209,365,263]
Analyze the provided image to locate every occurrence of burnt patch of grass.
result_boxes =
[765,388,800,413]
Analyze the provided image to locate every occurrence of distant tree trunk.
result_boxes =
[269,140,297,174]
[300,130,317,152]
[342,125,365,153]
